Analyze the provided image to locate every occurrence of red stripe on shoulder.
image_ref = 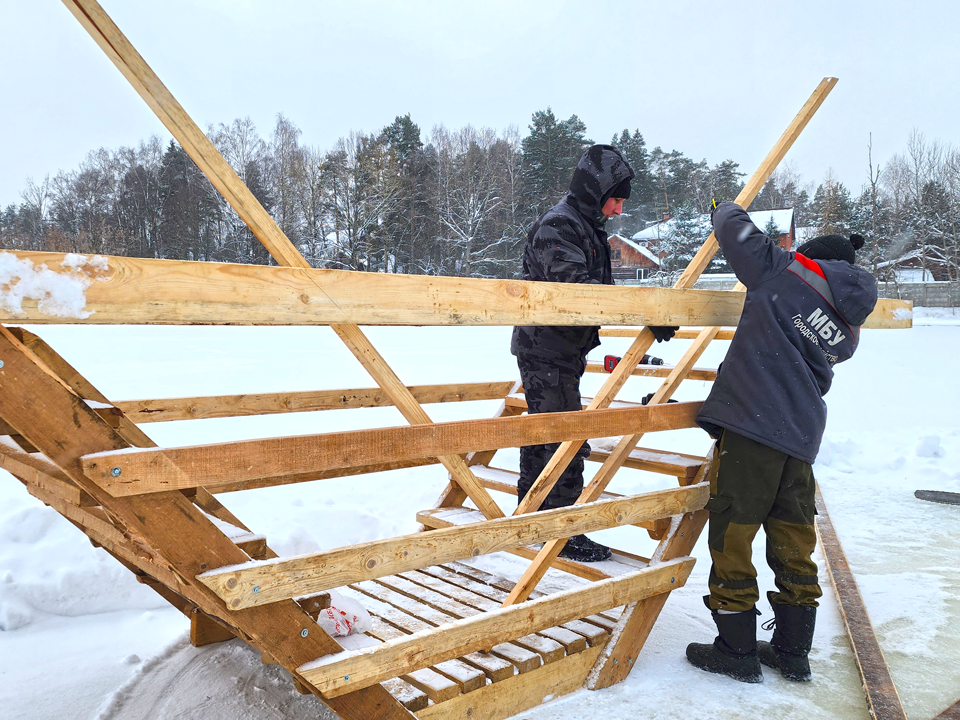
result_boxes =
[794,253,826,279]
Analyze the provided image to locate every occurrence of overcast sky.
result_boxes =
[2,0,958,204]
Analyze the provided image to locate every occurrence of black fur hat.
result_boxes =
[796,233,865,265]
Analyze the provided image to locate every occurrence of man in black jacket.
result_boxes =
[511,144,675,563]
[686,202,878,683]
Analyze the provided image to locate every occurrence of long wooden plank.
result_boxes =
[80,400,702,496]
[0,439,97,507]
[503,78,841,612]
[584,363,717,381]
[0,327,413,720]
[0,249,908,329]
[600,328,737,340]
[815,486,907,720]
[414,644,603,720]
[199,484,706,608]
[298,558,694,696]
[115,381,516,424]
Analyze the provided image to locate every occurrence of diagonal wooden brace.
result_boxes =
[60,0,502,521]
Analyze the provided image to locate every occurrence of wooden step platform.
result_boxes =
[336,562,618,711]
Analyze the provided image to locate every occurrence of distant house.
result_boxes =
[607,234,661,280]
[631,208,797,252]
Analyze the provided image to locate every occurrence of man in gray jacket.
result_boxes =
[686,202,877,683]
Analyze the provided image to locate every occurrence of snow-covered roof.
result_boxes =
[632,208,795,243]
[610,234,660,266]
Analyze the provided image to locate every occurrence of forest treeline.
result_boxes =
[2,110,958,282]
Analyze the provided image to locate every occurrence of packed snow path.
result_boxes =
[0,309,957,719]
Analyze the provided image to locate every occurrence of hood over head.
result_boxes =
[566,145,635,226]
[818,259,878,327]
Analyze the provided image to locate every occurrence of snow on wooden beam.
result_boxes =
[0,250,910,328]
[79,401,703,497]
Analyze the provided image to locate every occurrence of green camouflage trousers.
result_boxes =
[706,430,823,612]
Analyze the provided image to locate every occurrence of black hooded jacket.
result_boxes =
[510,145,635,371]
[697,203,879,463]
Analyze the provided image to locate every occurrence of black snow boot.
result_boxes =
[558,534,612,562]
[758,592,816,682]
[686,596,763,683]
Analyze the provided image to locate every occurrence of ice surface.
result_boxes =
[0,317,957,718]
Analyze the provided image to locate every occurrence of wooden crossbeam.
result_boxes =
[297,558,694,697]
[198,483,707,609]
[115,381,516,424]
[600,328,738,340]
[0,249,910,329]
[80,401,703,496]
[502,78,840,610]
[584,363,718,382]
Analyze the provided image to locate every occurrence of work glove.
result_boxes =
[709,198,719,225]
[641,392,678,406]
[649,326,678,343]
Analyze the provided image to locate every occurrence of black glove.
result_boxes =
[650,326,678,343]
[641,392,678,406]
[709,198,719,225]
[640,354,664,366]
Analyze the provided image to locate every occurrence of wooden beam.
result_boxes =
[415,644,603,720]
[935,699,960,720]
[297,558,694,697]
[600,328,737,340]
[584,363,717,382]
[0,250,909,329]
[199,484,707,609]
[116,381,516,424]
[0,440,97,507]
[0,325,414,720]
[815,486,907,720]
[80,401,702,496]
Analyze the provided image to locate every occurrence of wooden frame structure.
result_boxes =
[0,2,913,718]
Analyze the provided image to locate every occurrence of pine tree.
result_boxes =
[520,108,591,220]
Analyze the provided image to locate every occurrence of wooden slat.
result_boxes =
[815,486,907,720]
[0,440,97,507]
[199,483,706,608]
[381,679,429,714]
[414,644,603,720]
[600,327,737,340]
[0,325,413,720]
[348,580,540,674]
[351,589,512,683]
[298,558,694,697]
[190,608,236,647]
[116,381,515,424]
[81,400,702,497]
[584,362,717,381]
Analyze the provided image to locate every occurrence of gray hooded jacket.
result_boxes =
[510,145,635,371]
[696,203,878,463]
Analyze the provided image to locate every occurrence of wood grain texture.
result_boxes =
[599,328,737,340]
[116,381,515,423]
[414,645,603,720]
[199,484,707,609]
[0,249,908,329]
[298,558,694,697]
[81,401,702,496]
[584,363,718,382]
[815,486,907,720]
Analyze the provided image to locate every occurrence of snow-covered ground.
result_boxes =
[1,307,957,719]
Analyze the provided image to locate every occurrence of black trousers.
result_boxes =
[706,430,823,612]
[516,355,590,511]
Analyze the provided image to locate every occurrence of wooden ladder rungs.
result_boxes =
[583,363,718,382]
[416,506,651,577]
